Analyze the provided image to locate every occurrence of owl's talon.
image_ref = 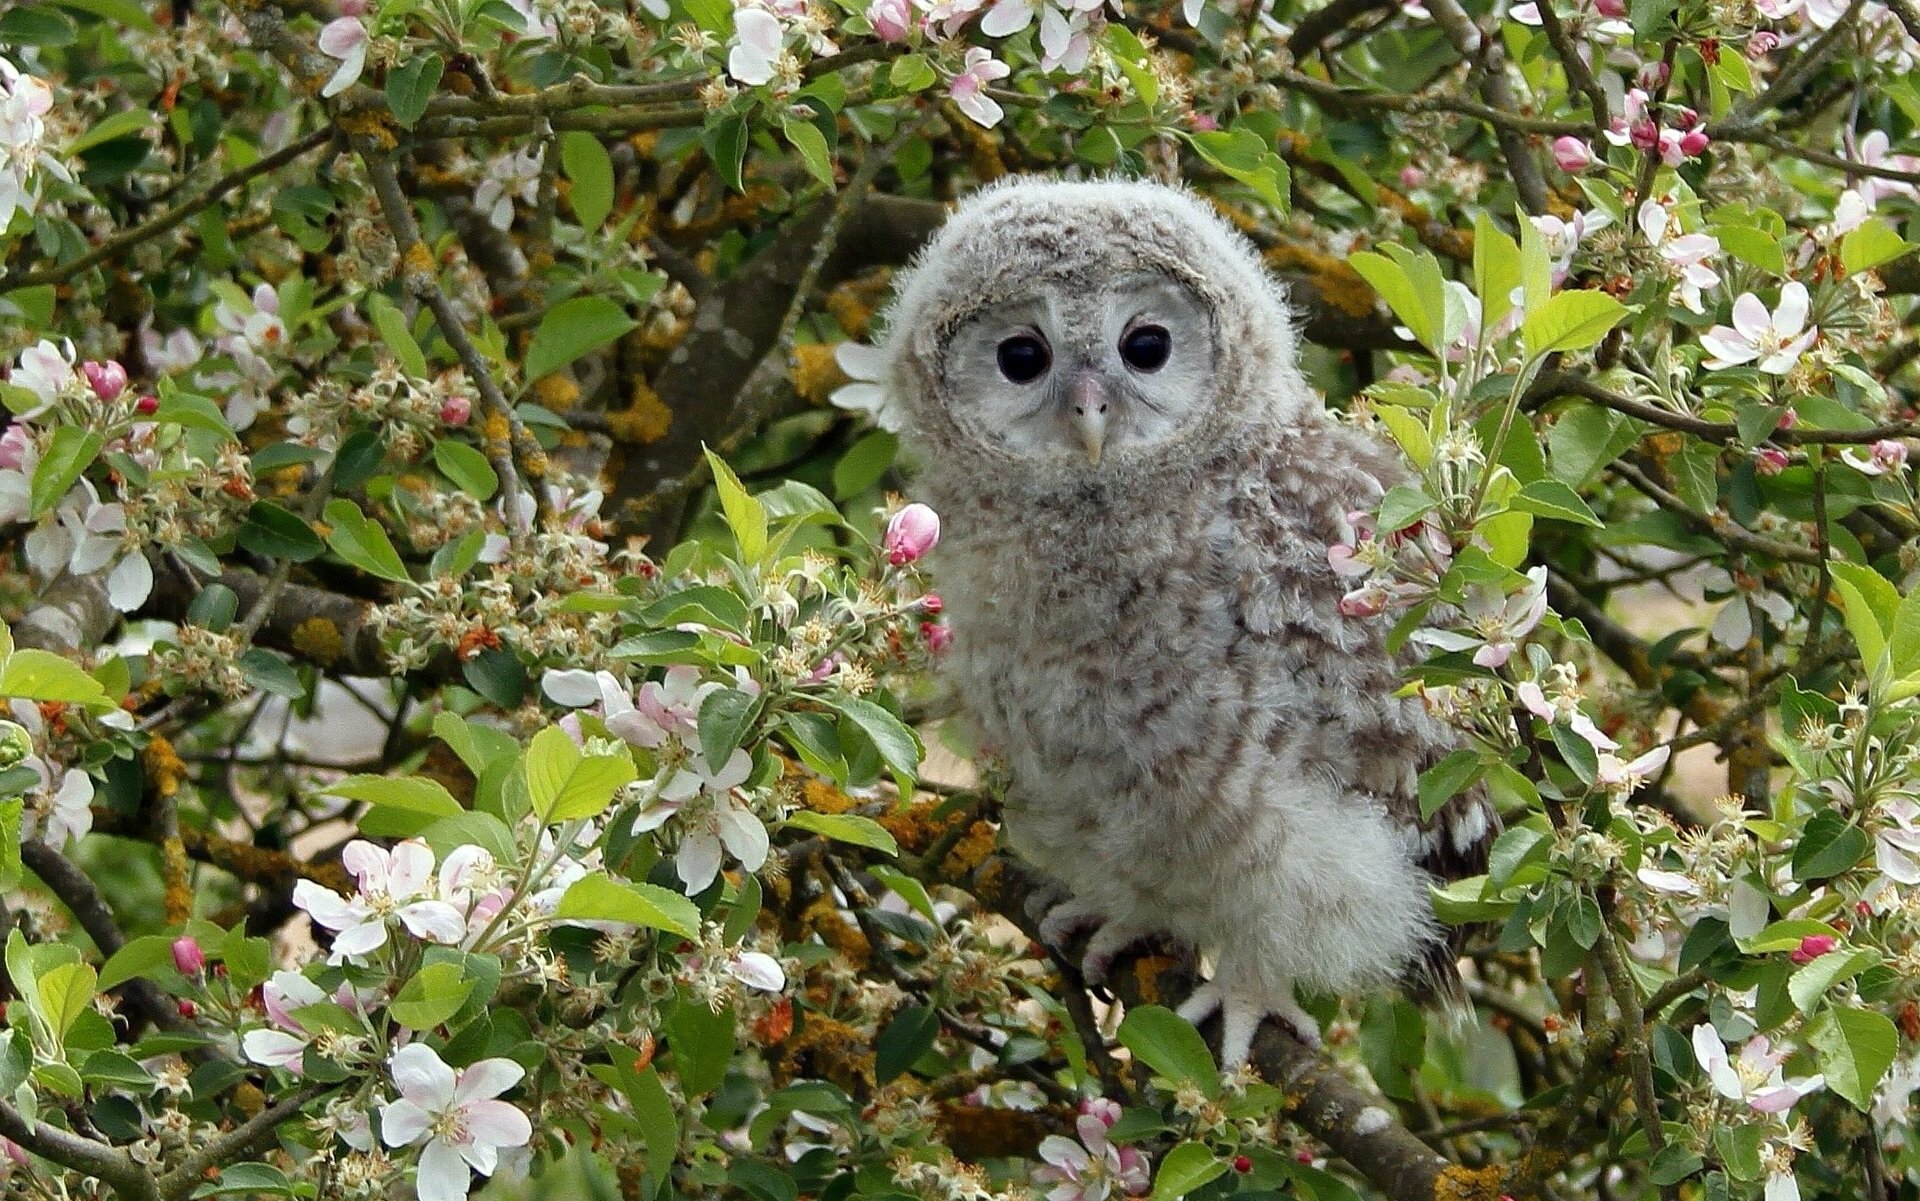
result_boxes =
[1081,920,1157,986]
[1036,897,1108,951]
[1176,981,1322,1068]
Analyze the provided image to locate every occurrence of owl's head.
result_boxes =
[883,178,1313,477]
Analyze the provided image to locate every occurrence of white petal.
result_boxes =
[391,1043,458,1109]
[461,1097,532,1149]
[1773,282,1810,336]
[106,551,152,611]
[716,804,769,870]
[399,900,469,944]
[415,1138,473,1201]
[541,669,605,708]
[676,830,723,893]
[454,1059,525,1105]
[242,1029,308,1071]
[979,0,1035,34]
[728,951,786,992]
[380,1098,434,1148]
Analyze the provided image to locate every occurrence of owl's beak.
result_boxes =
[1067,374,1109,465]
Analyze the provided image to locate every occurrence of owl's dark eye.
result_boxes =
[1120,324,1171,372]
[996,335,1051,384]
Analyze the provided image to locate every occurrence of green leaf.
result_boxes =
[1512,479,1604,527]
[524,726,637,823]
[1792,811,1869,881]
[192,1163,295,1198]
[1187,128,1289,215]
[875,1005,938,1082]
[1350,252,1432,351]
[434,440,499,500]
[697,687,758,774]
[38,961,97,1040]
[1473,212,1522,328]
[554,871,701,938]
[1788,947,1879,1013]
[781,119,835,187]
[385,53,444,128]
[0,650,108,706]
[832,431,898,500]
[784,810,899,855]
[1830,561,1896,677]
[238,648,305,700]
[29,427,102,518]
[524,296,637,381]
[322,498,410,583]
[704,115,749,192]
[463,646,526,708]
[366,293,428,377]
[560,131,615,230]
[887,53,937,91]
[1117,1005,1218,1097]
[1151,1142,1228,1200]
[1105,24,1159,104]
[98,935,179,991]
[705,447,768,563]
[818,696,921,781]
[1521,290,1628,358]
[1841,219,1912,275]
[238,501,325,561]
[1375,484,1435,534]
[1808,1005,1898,1110]
[665,1000,735,1095]
[1417,749,1483,820]
[390,962,476,1030]
[149,393,234,435]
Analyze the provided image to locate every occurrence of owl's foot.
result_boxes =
[1176,981,1322,1068]
[1034,898,1166,988]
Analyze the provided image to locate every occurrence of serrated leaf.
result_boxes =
[1117,1005,1218,1097]
[1513,478,1604,527]
[1521,289,1628,357]
[390,962,475,1030]
[561,131,614,230]
[524,726,637,823]
[238,501,325,562]
[1418,748,1483,820]
[555,871,701,937]
[524,296,637,381]
[704,447,767,563]
[29,426,102,518]
[366,292,428,377]
[1809,1005,1897,1110]
[874,1005,938,1082]
[0,650,109,706]
[784,810,899,855]
[781,119,834,187]
[818,696,921,781]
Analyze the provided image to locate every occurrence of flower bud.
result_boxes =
[1552,136,1595,172]
[171,936,206,976]
[1594,0,1626,15]
[135,394,159,415]
[1753,448,1789,476]
[1629,116,1660,152]
[1399,165,1427,189]
[82,360,128,402]
[918,592,943,615]
[866,0,913,42]
[1747,30,1779,58]
[1637,60,1670,91]
[1870,439,1909,472]
[441,394,473,426]
[920,622,952,653]
[1790,934,1837,964]
[1337,586,1388,618]
[883,502,940,565]
[0,424,26,471]
[1678,128,1709,157]
[1776,408,1798,430]
[177,999,198,1018]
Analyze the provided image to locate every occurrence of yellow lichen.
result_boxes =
[1433,1163,1511,1201]
[481,412,512,445]
[608,381,673,444]
[532,372,580,411]
[1264,242,1380,318]
[401,240,436,279]
[339,109,398,149]
[789,343,846,404]
[144,735,187,799]
[291,616,346,666]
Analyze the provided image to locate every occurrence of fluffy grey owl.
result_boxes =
[880,178,1495,1066]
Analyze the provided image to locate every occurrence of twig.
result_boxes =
[1726,0,1866,132]
[1528,370,1920,444]
[0,1101,161,1201]
[156,1086,327,1200]
[1423,0,1549,212]
[1611,459,1821,564]
[20,840,190,1037]
[1530,0,1609,132]
[0,127,336,291]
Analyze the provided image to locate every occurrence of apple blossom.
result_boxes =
[1841,438,1908,475]
[1692,1026,1826,1114]
[1033,1098,1151,1201]
[292,839,468,963]
[80,360,127,402]
[1596,744,1671,796]
[1552,136,1595,171]
[241,969,328,1072]
[728,7,786,86]
[884,502,940,564]
[380,1044,532,1201]
[950,48,1010,128]
[867,0,915,40]
[830,341,903,431]
[1700,283,1819,373]
[1410,565,1548,668]
[317,16,369,98]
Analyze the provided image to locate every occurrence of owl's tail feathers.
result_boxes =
[1402,933,1477,1036]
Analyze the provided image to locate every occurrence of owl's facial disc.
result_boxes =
[941,273,1215,466]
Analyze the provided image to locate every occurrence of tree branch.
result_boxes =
[0,1100,161,1201]
[20,840,190,1037]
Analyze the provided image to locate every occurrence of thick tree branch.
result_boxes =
[1527,369,1920,444]
[0,1100,161,1201]
[20,840,190,1037]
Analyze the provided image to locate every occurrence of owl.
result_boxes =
[878,178,1496,1066]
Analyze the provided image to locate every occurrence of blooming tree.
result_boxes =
[0,0,1917,1199]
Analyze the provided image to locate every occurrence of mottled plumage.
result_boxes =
[881,178,1494,1063]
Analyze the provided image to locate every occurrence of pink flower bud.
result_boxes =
[1552,136,1595,172]
[1753,448,1789,476]
[866,0,912,41]
[171,936,206,976]
[1777,408,1798,430]
[883,502,939,565]
[920,622,952,652]
[82,360,128,402]
[1630,117,1660,152]
[919,592,943,615]
[1870,439,1909,471]
[440,394,473,426]
[1679,129,1709,157]
[0,425,28,471]
[1338,586,1388,618]
[1790,934,1837,964]
[1594,0,1626,16]
[177,999,198,1018]
[1747,30,1780,58]
[2,1140,24,1167]
[135,394,159,415]
[1399,166,1427,188]
[1187,112,1219,132]
[339,0,370,13]
[1637,61,1670,91]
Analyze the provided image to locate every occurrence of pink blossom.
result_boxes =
[1187,112,1219,132]
[292,838,467,964]
[1517,680,1618,751]
[171,936,205,976]
[241,969,327,1072]
[884,502,940,564]
[1596,744,1671,796]
[1410,565,1548,667]
[1034,1098,1151,1200]
[950,48,1010,128]
[381,1044,532,1201]
[1790,934,1838,964]
[317,16,368,97]
[81,360,127,402]
[867,0,914,40]
[1841,439,1909,476]
[1693,1026,1825,1115]
[1747,29,1780,57]
[921,621,952,652]
[0,425,28,471]
[1553,136,1595,172]
[440,395,472,426]
[1700,283,1818,373]
[728,7,785,86]
[1753,448,1790,476]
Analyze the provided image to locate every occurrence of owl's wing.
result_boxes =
[1225,419,1496,907]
